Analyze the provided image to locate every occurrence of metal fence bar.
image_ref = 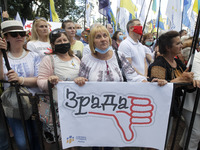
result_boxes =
[170,89,187,150]
[48,81,60,150]
[15,83,31,150]
[164,83,176,149]
[31,94,45,150]
[0,97,14,150]
[184,88,200,150]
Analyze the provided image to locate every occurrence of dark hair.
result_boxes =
[179,29,187,35]
[158,31,180,54]
[112,31,121,41]
[49,28,73,56]
[142,33,153,45]
[61,20,74,29]
[126,19,140,33]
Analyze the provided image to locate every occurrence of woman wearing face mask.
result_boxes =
[112,31,124,51]
[37,28,80,90]
[142,33,155,65]
[142,33,154,51]
[37,28,80,145]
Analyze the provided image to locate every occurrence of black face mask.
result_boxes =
[54,43,70,54]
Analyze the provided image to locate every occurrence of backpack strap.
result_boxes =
[114,50,127,82]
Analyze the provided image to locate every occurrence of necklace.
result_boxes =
[7,49,27,60]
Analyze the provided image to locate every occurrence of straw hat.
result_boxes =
[1,20,24,34]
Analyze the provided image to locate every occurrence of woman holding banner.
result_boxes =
[27,17,51,59]
[37,28,81,148]
[74,24,167,150]
[0,20,41,150]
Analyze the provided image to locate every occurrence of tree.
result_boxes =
[1,0,85,22]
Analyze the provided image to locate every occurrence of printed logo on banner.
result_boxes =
[66,135,74,144]
[63,88,156,143]
[76,136,87,143]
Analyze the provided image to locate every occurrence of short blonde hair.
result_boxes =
[89,24,112,54]
[31,18,49,41]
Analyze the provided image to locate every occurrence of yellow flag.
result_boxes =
[193,0,198,14]
[50,0,59,22]
[120,0,138,18]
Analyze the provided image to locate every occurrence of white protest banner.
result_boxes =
[24,20,61,32]
[57,82,173,149]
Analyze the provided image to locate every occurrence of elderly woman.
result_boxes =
[148,31,199,148]
[75,24,147,85]
[37,28,80,146]
[111,31,124,51]
[0,20,40,150]
[74,24,167,150]
[27,17,51,59]
[148,31,195,86]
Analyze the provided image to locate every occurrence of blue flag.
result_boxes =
[98,0,110,16]
[183,0,191,28]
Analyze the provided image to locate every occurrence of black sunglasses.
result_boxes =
[9,32,26,38]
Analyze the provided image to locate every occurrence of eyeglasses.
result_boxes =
[9,32,26,38]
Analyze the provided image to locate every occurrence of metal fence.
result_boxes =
[0,80,199,150]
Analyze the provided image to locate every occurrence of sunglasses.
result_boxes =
[9,32,26,38]
[50,29,66,38]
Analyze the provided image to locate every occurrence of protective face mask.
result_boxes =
[76,29,83,36]
[132,26,143,35]
[119,35,124,41]
[95,46,111,54]
[145,41,153,46]
[55,43,71,54]
[110,33,113,37]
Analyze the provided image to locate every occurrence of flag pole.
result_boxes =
[181,0,184,30]
[84,0,86,29]
[142,0,153,33]
[140,0,153,41]
[188,9,200,72]
[156,0,161,39]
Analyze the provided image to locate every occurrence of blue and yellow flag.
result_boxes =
[155,10,165,30]
[152,0,157,13]
[120,0,138,19]
[50,0,59,22]
[193,0,200,14]
[107,7,116,32]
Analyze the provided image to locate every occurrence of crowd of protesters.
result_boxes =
[0,10,200,150]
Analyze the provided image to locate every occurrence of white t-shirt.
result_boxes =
[118,36,147,75]
[27,40,51,59]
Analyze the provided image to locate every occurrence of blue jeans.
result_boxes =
[0,115,9,150]
[7,118,40,150]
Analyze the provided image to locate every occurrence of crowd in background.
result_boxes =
[0,10,200,150]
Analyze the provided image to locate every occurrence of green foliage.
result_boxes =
[2,0,85,22]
